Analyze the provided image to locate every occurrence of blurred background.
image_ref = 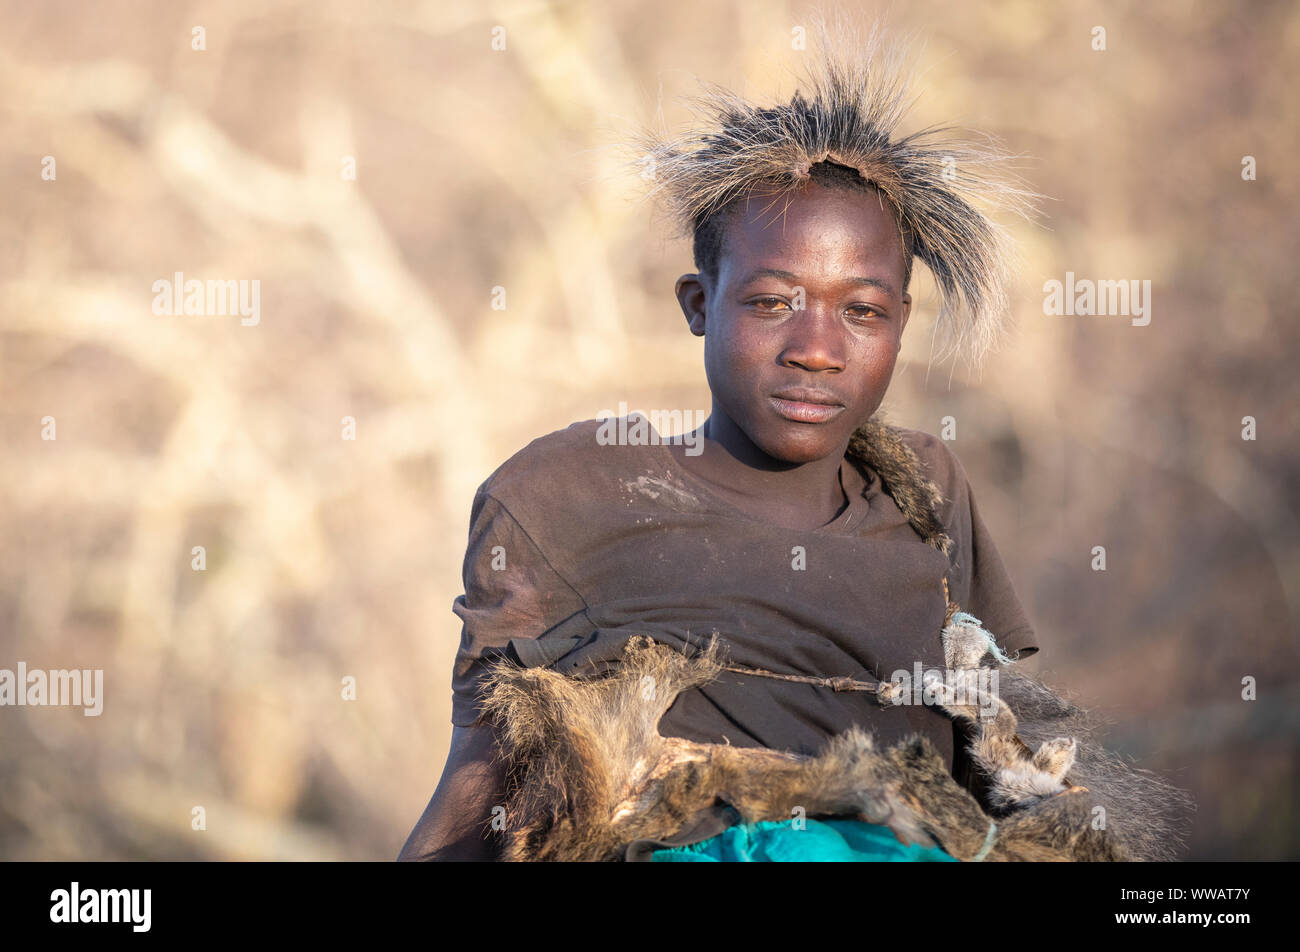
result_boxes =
[1,0,1297,860]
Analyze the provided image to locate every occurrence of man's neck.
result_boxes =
[667,410,850,530]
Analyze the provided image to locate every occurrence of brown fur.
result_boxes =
[846,416,952,558]
[479,634,1170,862]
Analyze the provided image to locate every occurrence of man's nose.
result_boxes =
[778,307,845,371]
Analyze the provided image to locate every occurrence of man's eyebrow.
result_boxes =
[847,275,896,296]
[739,268,800,284]
[739,268,896,296]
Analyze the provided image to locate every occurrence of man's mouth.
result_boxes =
[768,387,846,424]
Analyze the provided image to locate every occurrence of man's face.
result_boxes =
[676,181,912,464]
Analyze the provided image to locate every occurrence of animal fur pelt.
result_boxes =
[479,633,1194,862]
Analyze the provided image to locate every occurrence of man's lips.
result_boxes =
[769,388,846,424]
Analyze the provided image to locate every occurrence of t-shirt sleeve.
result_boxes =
[448,488,589,727]
[929,439,1040,661]
[963,486,1039,660]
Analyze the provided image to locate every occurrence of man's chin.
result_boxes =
[753,428,846,465]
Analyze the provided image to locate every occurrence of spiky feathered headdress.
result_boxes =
[628,14,1041,370]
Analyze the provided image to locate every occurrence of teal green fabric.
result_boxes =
[650,817,958,862]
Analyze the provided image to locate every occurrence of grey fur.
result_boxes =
[984,668,1196,862]
[919,612,1195,861]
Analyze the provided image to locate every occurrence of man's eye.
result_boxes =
[848,304,885,319]
[751,296,790,311]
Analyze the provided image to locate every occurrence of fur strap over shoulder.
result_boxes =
[845,415,953,560]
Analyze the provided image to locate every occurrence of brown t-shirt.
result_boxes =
[448,418,1039,775]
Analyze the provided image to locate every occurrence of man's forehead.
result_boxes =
[735,266,899,297]
[720,196,908,290]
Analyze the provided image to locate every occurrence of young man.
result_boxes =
[399,22,1040,862]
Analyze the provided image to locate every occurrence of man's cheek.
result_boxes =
[708,341,747,385]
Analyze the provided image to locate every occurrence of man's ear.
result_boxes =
[675,273,708,336]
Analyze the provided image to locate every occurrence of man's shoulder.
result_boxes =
[886,425,970,497]
[475,417,639,508]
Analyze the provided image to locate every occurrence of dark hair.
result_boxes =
[692,160,917,291]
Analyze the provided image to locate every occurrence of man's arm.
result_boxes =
[397,723,509,861]
[406,480,585,860]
